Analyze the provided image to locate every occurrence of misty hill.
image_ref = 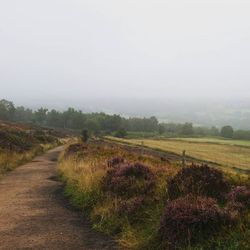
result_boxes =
[16,97,250,130]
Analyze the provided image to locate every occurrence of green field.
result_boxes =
[107,137,250,171]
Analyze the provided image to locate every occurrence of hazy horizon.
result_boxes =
[1,0,250,128]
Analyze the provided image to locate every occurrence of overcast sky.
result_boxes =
[0,0,250,107]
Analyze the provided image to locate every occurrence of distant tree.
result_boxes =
[233,130,250,140]
[86,119,101,136]
[193,126,206,136]
[210,126,220,136]
[14,106,33,122]
[148,116,159,131]
[34,108,48,124]
[46,109,63,127]
[114,128,127,138]
[0,99,15,121]
[158,124,166,135]
[181,123,194,135]
[221,125,234,138]
[109,115,123,131]
[81,129,89,143]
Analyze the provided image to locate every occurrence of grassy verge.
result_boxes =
[0,142,60,176]
[0,120,65,176]
[59,141,250,249]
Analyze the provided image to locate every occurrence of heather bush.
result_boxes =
[107,157,126,168]
[64,143,88,157]
[224,201,245,221]
[102,162,155,197]
[168,164,230,200]
[227,186,250,209]
[0,130,32,152]
[118,196,145,215]
[159,195,231,248]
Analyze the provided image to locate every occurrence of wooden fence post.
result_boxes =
[182,150,186,167]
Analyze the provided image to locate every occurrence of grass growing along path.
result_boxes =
[0,143,59,176]
[59,141,250,249]
[0,120,63,176]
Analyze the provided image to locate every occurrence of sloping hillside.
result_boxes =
[0,120,62,175]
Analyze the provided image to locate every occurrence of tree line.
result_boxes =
[0,99,249,140]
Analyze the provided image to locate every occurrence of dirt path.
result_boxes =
[0,146,116,250]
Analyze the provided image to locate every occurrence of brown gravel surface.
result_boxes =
[0,146,116,250]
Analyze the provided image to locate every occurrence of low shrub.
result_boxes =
[118,196,145,215]
[168,164,230,200]
[107,157,126,168]
[227,186,250,209]
[224,201,245,221]
[64,143,88,157]
[0,130,32,152]
[159,195,231,248]
[102,162,155,197]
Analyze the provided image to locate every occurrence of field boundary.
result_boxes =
[163,138,250,149]
[102,137,220,166]
[103,137,250,175]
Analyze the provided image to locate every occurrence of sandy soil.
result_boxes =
[0,146,116,250]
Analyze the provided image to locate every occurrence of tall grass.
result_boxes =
[59,156,107,212]
[0,142,59,176]
[58,143,176,249]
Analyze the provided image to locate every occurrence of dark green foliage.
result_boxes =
[34,108,48,124]
[14,106,33,122]
[168,164,230,200]
[221,125,234,138]
[159,195,232,248]
[46,109,63,127]
[233,130,250,140]
[0,99,15,121]
[114,128,127,138]
[81,129,89,143]
[180,122,194,135]
[158,124,166,135]
[124,116,159,132]
[0,130,32,152]
[3,99,250,140]
[102,162,156,198]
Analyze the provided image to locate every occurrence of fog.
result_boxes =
[0,0,250,125]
